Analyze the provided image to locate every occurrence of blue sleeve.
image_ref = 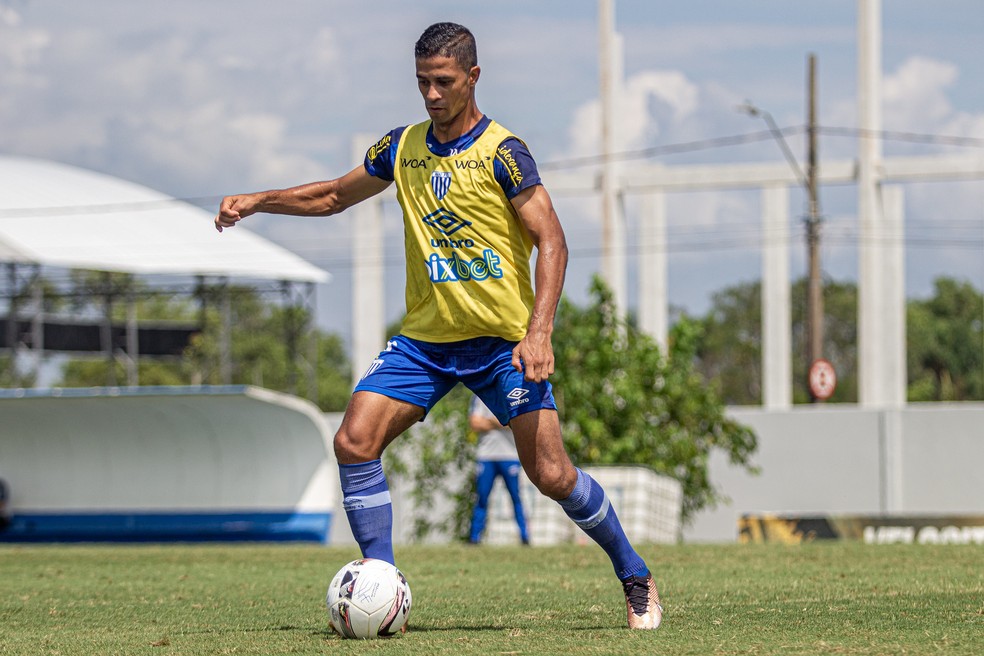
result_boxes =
[364,126,407,182]
[493,137,542,200]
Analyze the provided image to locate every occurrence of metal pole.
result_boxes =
[306,281,318,403]
[102,272,117,387]
[31,265,44,386]
[5,263,17,381]
[283,280,297,394]
[126,284,139,386]
[220,277,232,385]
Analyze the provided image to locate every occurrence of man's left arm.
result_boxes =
[510,184,569,383]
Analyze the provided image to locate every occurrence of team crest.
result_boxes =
[431,170,452,200]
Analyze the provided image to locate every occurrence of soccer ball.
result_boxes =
[325,558,412,639]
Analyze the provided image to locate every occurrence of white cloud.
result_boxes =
[0,3,22,27]
[883,56,958,129]
[305,27,342,73]
[0,17,342,196]
[0,22,49,85]
[828,55,984,144]
[563,68,702,159]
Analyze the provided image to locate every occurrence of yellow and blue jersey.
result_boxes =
[364,116,543,343]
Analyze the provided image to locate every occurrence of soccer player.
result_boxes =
[215,21,662,630]
[467,394,529,546]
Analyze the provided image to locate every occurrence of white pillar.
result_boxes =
[638,191,667,350]
[857,0,887,407]
[598,0,627,313]
[883,185,907,406]
[880,408,905,512]
[761,185,792,409]
[351,134,386,387]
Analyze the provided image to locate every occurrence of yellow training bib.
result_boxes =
[394,120,535,343]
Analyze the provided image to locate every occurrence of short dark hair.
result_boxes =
[415,22,477,70]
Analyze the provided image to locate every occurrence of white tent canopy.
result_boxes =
[0,155,328,283]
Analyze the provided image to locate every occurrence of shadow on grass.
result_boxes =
[316,624,620,637]
[175,622,619,639]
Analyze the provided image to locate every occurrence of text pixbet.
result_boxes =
[426,249,503,283]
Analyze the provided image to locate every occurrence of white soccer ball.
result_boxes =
[326,558,412,639]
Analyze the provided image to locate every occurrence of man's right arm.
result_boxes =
[214,165,391,232]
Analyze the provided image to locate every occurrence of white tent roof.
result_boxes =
[0,155,329,283]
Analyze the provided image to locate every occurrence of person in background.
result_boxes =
[468,395,529,545]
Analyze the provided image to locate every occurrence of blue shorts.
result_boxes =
[354,335,556,424]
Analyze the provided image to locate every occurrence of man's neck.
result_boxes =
[431,104,483,143]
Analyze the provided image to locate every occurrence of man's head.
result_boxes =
[414,23,481,128]
[415,22,477,71]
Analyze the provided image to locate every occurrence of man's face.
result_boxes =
[415,55,479,126]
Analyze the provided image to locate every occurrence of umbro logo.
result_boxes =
[507,387,531,407]
[422,207,472,236]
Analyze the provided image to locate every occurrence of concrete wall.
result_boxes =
[684,403,984,542]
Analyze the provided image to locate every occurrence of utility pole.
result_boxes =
[805,53,825,402]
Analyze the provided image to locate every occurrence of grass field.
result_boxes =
[1,542,981,655]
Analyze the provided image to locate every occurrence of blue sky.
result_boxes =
[2,0,982,345]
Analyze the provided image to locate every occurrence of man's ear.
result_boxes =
[469,65,481,87]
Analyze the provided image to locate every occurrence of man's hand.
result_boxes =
[214,194,259,232]
[511,327,555,383]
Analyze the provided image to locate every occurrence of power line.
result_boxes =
[539,129,791,171]
[819,126,984,148]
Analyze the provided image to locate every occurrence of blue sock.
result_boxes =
[557,469,649,581]
[339,460,394,564]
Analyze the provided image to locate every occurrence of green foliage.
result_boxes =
[693,277,859,404]
[387,276,758,537]
[907,277,984,401]
[49,274,352,411]
[691,281,763,404]
[0,355,37,388]
[693,275,984,404]
[552,276,757,521]
[384,385,475,543]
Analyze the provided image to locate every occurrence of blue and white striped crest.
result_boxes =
[430,170,452,200]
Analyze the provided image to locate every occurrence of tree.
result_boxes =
[693,281,762,405]
[53,274,352,411]
[693,277,859,404]
[791,278,858,403]
[387,276,758,540]
[907,277,984,401]
[552,276,757,521]
[383,385,475,542]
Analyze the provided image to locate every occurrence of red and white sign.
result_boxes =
[809,359,837,400]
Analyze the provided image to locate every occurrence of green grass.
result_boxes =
[1,542,981,655]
